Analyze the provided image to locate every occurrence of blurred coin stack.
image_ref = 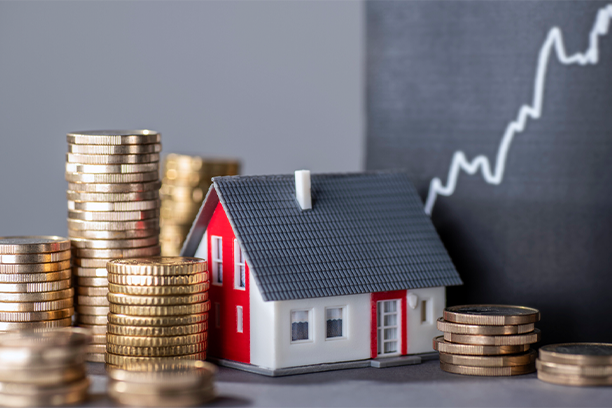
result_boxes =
[107,360,216,407]
[433,305,541,376]
[537,343,612,386]
[160,154,240,256]
[0,328,91,407]
[0,236,74,332]
[66,130,162,362]
[105,257,209,367]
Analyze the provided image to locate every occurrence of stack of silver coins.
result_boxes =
[0,237,73,332]
[66,130,162,362]
[537,343,612,386]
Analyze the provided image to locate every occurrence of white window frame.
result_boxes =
[377,299,401,357]
[234,239,246,290]
[211,236,223,286]
[236,306,243,333]
[325,306,347,341]
[290,309,313,344]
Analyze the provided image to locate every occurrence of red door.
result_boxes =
[370,291,407,358]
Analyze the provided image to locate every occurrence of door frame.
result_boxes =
[370,290,408,358]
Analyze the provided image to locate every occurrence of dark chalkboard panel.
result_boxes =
[366,1,612,343]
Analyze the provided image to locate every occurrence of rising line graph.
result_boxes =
[424,4,612,215]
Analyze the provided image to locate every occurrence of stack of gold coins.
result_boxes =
[537,343,612,386]
[0,328,91,406]
[105,257,209,367]
[66,130,162,363]
[433,305,541,376]
[160,154,240,256]
[107,360,216,406]
[0,237,73,332]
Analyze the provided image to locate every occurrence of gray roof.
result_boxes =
[182,171,461,301]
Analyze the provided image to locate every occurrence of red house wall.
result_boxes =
[207,202,250,363]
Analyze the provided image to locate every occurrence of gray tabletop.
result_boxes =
[86,359,611,407]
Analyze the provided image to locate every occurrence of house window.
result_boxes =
[236,306,243,333]
[215,302,221,329]
[234,239,245,290]
[211,236,222,285]
[326,307,345,339]
[291,310,310,342]
[421,299,433,325]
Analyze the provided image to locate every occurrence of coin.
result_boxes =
[66,162,159,174]
[76,315,107,325]
[107,272,207,286]
[75,305,109,315]
[106,342,206,357]
[74,258,116,268]
[105,351,207,367]
[439,350,537,367]
[539,343,612,366]
[68,209,159,222]
[79,324,108,335]
[108,293,208,306]
[77,286,108,296]
[0,308,74,322]
[0,364,86,385]
[67,190,160,202]
[68,218,159,231]
[67,130,160,145]
[537,370,612,386]
[70,236,159,249]
[108,282,209,296]
[432,336,530,355]
[86,353,106,363]
[73,245,161,259]
[0,298,73,312]
[68,181,161,194]
[440,361,535,376]
[443,305,541,325]
[91,334,107,345]
[66,152,160,165]
[0,269,71,283]
[0,318,72,331]
[0,327,90,356]
[107,385,214,407]
[0,250,71,264]
[86,344,107,354]
[68,199,161,212]
[107,257,207,276]
[107,333,207,348]
[0,260,70,274]
[443,329,541,346]
[107,322,208,337]
[106,360,215,384]
[66,171,159,184]
[109,301,210,316]
[536,359,612,377]
[68,143,161,155]
[76,295,109,306]
[0,279,71,293]
[0,378,89,406]
[69,228,160,240]
[0,236,71,254]
[73,267,108,277]
[76,277,108,287]
[436,318,535,335]
[108,313,209,327]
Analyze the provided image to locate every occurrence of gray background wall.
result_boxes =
[0,1,364,236]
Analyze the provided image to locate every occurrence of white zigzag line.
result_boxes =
[424,4,612,215]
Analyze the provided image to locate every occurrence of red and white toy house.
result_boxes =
[182,171,462,375]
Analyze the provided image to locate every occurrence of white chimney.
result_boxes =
[295,170,312,210]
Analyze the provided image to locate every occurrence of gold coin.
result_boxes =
[73,245,161,259]
[106,342,206,357]
[69,228,160,240]
[68,209,160,222]
[109,301,210,316]
[86,353,107,363]
[107,385,214,407]
[536,359,612,377]
[77,286,108,296]
[86,344,107,354]
[108,293,208,306]
[0,236,70,254]
[439,350,537,367]
[432,336,530,355]
[70,236,159,249]
[68,143,161,155]
[443,329,541,346]
[79,324,108,335]
[440,361,535,376]
[107,257,206,276]
[0,250,71,264]
[74,258,115,268]
[0,269,71,283]
[0,279,71,293]
[77,314,107,325]
[76,277,108,287]
[68,181,161,194]
[66,162,159,174]
[108,282,209,296]
[75,305,109,315]
[107,322,207,337]
[67,130,160,145]
[67,190,160,202]
[67,218,159,231]
[0,378,89,406]
[0,288,73,303]
[73,267,108,277]
[0,298,73,312]
[0,363,85,385]
[105,351,207,367]
[0,260,70,274]
[76,295,109,306]
[538,343,612,366]
[436,318,535,335]
[537,370,612,386]
[160,184,205,202]
[91,334,107,344]
[66,152,160,165]
[108,313,208,327]
[107,272,207,286]
[0,306,73,321]
[66,171,159,184]
[68,199,161,212]
[443,305,540,326]
[106,360,215,383]
[107,332,207,348]
[0,317,72,331]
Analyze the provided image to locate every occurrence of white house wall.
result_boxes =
[249,273,277,370]
[406,286,445,354]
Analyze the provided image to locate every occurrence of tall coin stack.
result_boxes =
[66,130,162,363]
[160,154,240,256]
[105,257,209,367]
[433,305,541,376]
[0,236,73,332]
[537,343,612,386]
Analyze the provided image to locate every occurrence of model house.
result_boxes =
[182,170,462,375]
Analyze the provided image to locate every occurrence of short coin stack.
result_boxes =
[537,343,612,386]
[66,130,163,362]
[433,305,541,376]
[106,257,210,367]
[107,360,216,407]
[0,328,91,407]
[0,236,73,332]
[160,154,240,256]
